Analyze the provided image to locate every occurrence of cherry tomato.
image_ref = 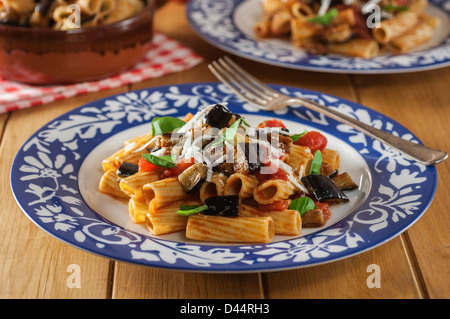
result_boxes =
[257,119,286,129]
[254,162,288,183]
[160,157,195,178]
[294,131,328,153]
[315,201,331,221]
[259,200,290,212]
[392,0,409,6]
[138,156,158,172]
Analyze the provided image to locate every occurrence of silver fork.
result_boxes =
[208,56,448,166]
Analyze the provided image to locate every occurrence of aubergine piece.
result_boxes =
[203,195,240,217]
[332,172,358,191]
[327,169,338,179]
[116,162,139,177]
[177,163,208,195]
[302,208,326,228]
[213,162,234,177]
[320,162,335,176]
[301,174,349,204]
[233,144,250,175]
[205,104,233,129]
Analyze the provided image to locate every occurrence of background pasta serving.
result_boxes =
[0,0,147,30]
[254,0,440,58]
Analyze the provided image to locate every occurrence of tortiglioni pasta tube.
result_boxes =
[186,215,275,243]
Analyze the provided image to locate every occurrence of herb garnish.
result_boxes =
[211,117,244,147]
[309,150,322,175]
[289,197,317,216]
[384,4,409,12]
[177,204,209,216]
[141,153,177,168]
[290,130,307,143]
[151,116,186,136]
[308,8,338,26]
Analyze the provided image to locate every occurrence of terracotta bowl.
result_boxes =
[0,0,157,84]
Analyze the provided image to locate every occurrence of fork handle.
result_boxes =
[288,97,448,166]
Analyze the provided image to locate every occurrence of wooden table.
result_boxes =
[1,2,449,300]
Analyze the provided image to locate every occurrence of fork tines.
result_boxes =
[208,56,279,108]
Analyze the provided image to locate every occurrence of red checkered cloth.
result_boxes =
[0,32,203,114]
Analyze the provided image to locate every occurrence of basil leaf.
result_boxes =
[384,4,409,12]
[241,117,251,127]
[289,197,317,216]
[290,130,307,143]
[141,153,177,168]
[309,150,322,175]
[308,8,338,26]
[177,204,209,216]
[152,116,186,136]
[211,118,243,147]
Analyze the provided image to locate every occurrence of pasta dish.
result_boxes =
[99,104,358,243]
[0,0,146,30]
[254,0,440,58]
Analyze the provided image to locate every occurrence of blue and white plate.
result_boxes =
[11,83,437,272]
[187,0,450,74]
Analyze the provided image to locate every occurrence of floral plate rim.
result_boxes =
[10,82,438,272]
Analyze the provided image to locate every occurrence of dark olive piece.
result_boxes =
[205,104,233,129]
[116,162,139,177]
[203,195,240,217]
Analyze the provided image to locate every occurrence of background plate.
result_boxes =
[186,0,450,74]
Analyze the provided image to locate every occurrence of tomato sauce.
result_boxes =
[160,157,195,179]
[315,201,331,221]
[257,119,287,129]
[258,200,290,212]
[294,131,328,154]
[254,162,288,183]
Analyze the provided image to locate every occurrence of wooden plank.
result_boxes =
[351,68,450,298]
[112,263,263,299]
[263,236,422,299]
[0,113,8,142]
[0,89,126,298]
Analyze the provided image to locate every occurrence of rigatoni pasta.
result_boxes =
[186,215,275,243]
[99,169,129,200]
[224,173,258,199]
[146,199,201,235]
[119,171,160,199]
[99,103,358,243]
[253,179,296,205]
[128,196,148,223]
[240,204,301,236]
[143,177,191,208]
[199,172,227,202]
[372,10,419,44]
[389,21,436,53]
